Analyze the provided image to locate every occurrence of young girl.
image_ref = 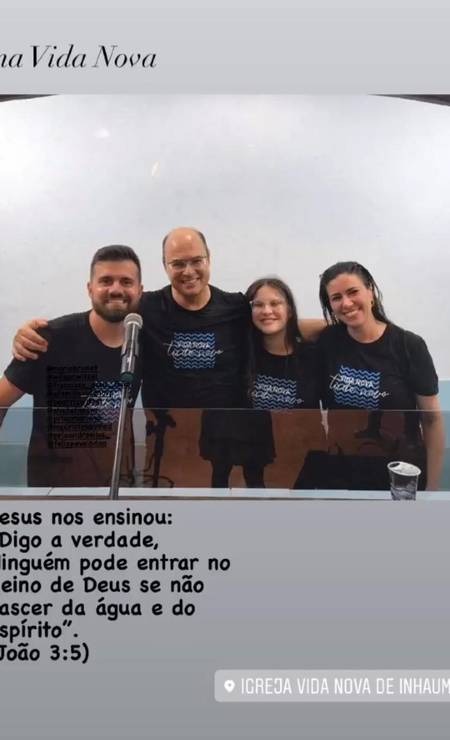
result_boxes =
[246,278,320,411]
[245,278,323,488]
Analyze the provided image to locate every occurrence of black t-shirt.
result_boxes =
[140,285,249,409]
[318,323,438,410]
[251,341,321,410]
[317,322,439,470]
[4,311,141,486]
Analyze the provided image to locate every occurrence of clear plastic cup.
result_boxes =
[387,461,421,500]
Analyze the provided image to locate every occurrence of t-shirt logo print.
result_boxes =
[82,380,123,422]
[169,332,217,369]
[330,365,387,409]
[252,374,300,409]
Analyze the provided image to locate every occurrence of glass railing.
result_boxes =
[0,406,448,496]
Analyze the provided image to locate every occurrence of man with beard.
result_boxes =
[0,245,143,486]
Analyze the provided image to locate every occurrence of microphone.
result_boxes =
[120,313,143,384]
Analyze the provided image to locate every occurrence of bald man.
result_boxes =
[140,227,248,410]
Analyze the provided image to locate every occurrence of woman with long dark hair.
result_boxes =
[318,261,444,490]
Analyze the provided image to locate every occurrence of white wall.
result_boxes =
[1,94,449,376]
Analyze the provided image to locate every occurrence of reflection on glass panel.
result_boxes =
[0,406,448,493]
[0,405,134,487]
[141,408,326,490]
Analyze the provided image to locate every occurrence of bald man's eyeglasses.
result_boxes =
[166,256,208,271]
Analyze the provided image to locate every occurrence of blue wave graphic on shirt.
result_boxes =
[252,374,299,409]
[169,332,216,369]
[82,381,122,423]
[330,365,382,410]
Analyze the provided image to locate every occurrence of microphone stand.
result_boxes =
[109,312,143,500]
[109,383,131,500]
[145,411,176,487]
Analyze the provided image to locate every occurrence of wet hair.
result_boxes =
[319,261,389,324]
[90,245,142,281]
[161,229,210,263]
[245,277,303,400]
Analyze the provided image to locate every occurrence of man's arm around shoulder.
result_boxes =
[12,319,49,361]
[299,318,327,342]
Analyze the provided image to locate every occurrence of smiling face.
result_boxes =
[87,260,143,323]
[163,228,210,307]
[326,272,375,330]
[250,285,291,338]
